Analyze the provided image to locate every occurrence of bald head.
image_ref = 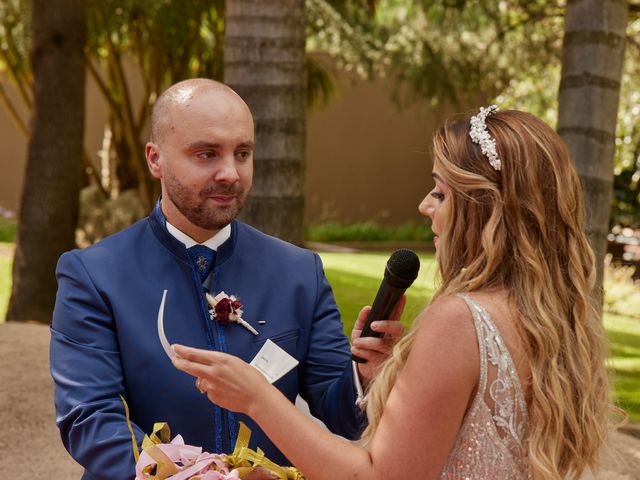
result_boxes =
[150,79,252,144]
[145,78,254,241]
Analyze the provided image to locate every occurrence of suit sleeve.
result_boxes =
[50,251,143,480]
[299,253,366,439]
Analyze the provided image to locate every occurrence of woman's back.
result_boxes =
[440,293,531,479]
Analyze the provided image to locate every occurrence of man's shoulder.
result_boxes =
[234,220,314,260]
[61,216,152,264]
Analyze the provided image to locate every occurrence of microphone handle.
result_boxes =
[352,284,405,363]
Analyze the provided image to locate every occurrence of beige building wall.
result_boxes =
[0,68,449,226]
[306,74,450,226]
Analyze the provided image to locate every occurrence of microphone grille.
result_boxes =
[385,248,420,286]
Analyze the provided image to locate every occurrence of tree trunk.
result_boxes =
[224,0,306,245]
[7,0,86,323]
[557,0,628,297]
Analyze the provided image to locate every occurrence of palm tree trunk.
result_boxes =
[224,0,307,245]
[557,0,628,296]
[7,0,86,323]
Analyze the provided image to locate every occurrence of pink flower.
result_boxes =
[128,418,304,480]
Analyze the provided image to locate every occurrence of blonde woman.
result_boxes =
[173,107,611,479]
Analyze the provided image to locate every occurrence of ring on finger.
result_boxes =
[196,377,205,394]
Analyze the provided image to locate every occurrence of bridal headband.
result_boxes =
[469,105,501,171]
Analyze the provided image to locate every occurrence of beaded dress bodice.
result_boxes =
[439,295,531,479]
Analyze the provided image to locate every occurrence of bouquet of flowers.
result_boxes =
[122,398,304,480]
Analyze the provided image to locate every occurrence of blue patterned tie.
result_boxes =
[187,245,216,283]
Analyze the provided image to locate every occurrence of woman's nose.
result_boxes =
[419,197,435,218]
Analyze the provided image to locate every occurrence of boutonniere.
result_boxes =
[205,291,258,336]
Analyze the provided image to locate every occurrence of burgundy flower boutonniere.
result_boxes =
[205,292,258,336]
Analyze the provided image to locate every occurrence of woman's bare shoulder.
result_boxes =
[409,294,480,371]
[415,294,475,336]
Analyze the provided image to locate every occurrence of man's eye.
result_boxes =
[236,151,251,160]
[197,151,216,159]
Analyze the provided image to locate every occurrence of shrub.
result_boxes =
[0,218,17,243]
[306,222,434,242]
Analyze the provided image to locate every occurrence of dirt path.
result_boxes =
[0,322,639,479]
[0,322,82,479]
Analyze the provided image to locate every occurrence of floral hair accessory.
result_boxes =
[206,291,258,336]
[469,105,501,171]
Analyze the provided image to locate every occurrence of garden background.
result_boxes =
[1,1,640,478]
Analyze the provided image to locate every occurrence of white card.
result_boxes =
[157,289,175,360]
[250,339,299,384]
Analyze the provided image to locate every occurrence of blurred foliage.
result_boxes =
[306,221,435,242]
[375,0,564,108]
[611,14,640,229]
[307,0,382,78]
[76,185,146,247]
[373,1,640,229]
[1,0,639,227]
[308,0,564,108]
[84,0,226,209]
[500,7,640,231]
[0,0,365,209]
[0,0,227,210]
[0,218,17,242]
[0,0,31,135]
[604,255,640,319]
[310,1,640,228]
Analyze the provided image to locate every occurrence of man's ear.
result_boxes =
[146,142,162,179]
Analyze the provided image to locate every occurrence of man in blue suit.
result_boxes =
[50,79,403,479]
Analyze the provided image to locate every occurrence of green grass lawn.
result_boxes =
[319,251,640,421]
[604,312,640,421]
[320,251,439,331]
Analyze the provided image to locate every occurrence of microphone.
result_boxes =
[352,248,420,363]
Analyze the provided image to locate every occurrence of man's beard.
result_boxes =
[164,172,248,231]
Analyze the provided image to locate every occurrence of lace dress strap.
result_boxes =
[461,294,490,398]
[439,295,531,479]
[457,294,530,458]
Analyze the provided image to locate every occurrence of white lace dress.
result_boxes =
[439,295,532,479]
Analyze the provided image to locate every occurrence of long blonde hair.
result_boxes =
[361,110,611,479]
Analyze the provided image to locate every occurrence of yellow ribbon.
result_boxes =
[121,395,141,463]
[121,397,305,480]
[121,397,177,479]
[228,422,306,480]
[142,422,172,450]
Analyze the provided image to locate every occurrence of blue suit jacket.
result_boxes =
[51,206,362,479]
